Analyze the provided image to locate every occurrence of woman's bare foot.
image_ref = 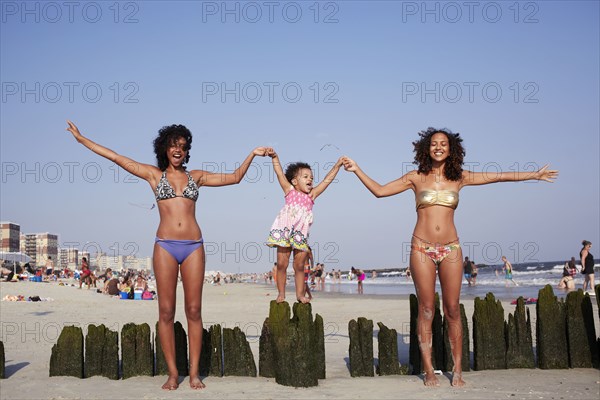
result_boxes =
[189,375,205,390]
[297,296,311,304]
[161,375,179,390]
[451,370,465,387]
[276,294,285,303]
[423,369,440,387]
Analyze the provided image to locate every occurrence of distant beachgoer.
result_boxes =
[406,266,412,281]
[67,120,268,390]
[470,261,478,285]
[580,240,595,293]
[502,256,518,287]
[558,257,577,289]
[342,127,557,387]
[45,256,54,278]
[79,257,91,289]
[318,263,326,290]
[351,267,365,294]
[371,270,377,279]
[463,257,473,286]
[134,275,148,291]
[265,149,343,304]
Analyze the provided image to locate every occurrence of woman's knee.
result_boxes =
[443,302,461,321]
[185,303,203,321]
[158,305,176,324]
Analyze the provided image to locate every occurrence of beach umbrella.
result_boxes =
[0,251,33,275]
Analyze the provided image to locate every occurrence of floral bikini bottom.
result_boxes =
[411,235,461,265]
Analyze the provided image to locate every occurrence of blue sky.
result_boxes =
[1,1,598,272]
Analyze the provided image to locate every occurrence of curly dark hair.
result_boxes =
[285,162,312,184]
[153,124,193,171]
[412,127,465,181]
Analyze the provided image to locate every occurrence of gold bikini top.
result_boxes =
[416,190,459,210]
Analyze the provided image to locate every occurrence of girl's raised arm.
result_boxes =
[66,120,157,182]
[461,164,558,188]
[310,157,343,200]
[198,147,268,187]
[342,156,413,198]
[268,149,292,195]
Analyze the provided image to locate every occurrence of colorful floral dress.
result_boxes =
[266,188,314,251]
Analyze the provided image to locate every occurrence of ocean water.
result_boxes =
[284,260,600,301]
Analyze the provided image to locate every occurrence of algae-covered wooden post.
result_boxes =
[565,290,598,368]
[505,297,535,369]
[0,340,5,379]
[208,324,223,377]
[155,321,189,377]
[409,294,421,375]
[49,326,84,378]
[432,293,444,370]
[409,293,445,374]
[199,327,211,377]
[376,322,401,375]
[348,317,374,377]
[536,285,568,369]
[121,323,153,379]
[443,303,470,372]
[259,317,276,378]
[473,293,506,370]
[222,327,257,377]
[263,301,323,387]
[595,284,600,318]
[85,324,119,379]
[314,313,326,379]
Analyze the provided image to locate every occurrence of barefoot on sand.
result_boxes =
[452,371,466,387]
[162,375,179,390]
[189,376,205,390]
[423,370,440,387]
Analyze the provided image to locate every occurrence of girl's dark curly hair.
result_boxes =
[153,125,193,171]
[285,162,312,184]
[412,127,465,181]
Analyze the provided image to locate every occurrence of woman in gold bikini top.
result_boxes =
[342,127,557,388]
[416,189,459,210]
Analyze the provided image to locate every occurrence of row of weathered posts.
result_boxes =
[0,285,598,385]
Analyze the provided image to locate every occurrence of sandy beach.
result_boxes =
[0,280,599,400]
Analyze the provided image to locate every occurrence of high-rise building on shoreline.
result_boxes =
[1,221,21,252]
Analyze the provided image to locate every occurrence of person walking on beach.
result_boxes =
[265,149,343,304]
[351,267,365,294]
[66,120,268,390]
[342,127,557,387]
[470,260,478,285]
[463,256,473,286]
[502,256,519,287]
[580,240,595,293]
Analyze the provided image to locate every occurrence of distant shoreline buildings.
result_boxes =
[0,221,152,272]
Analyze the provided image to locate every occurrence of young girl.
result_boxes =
[266,150,343,303]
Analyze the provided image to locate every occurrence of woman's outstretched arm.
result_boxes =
[198,147,268,187]
[342,156,413,198]
[461,164,558,187]
[66,120,157,182]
